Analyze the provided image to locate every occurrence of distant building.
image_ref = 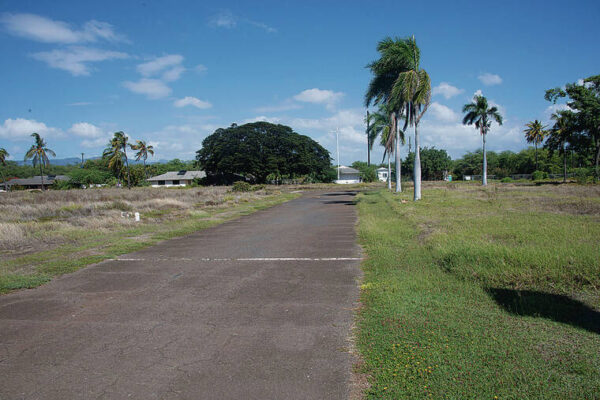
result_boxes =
[335,166,361,184]
[147,170,206,187]
[376,167,388,182]
[5,175,69,190]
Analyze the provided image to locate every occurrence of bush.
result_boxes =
[500,177,514,183]
[531,171,548,181]
[574,168,593,184]
[231,181,252,192]
[52,179,74,190]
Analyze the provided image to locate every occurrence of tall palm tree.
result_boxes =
[103,132,132,188]
[391,36,431,201]
[462,95,503,186]
[365,37,407,194]
[548,111,573,183]
[524,119,547,170]
[365,36,430,199]
[131,140,154,178]
[0,148,8,191]
[104,131,132,189]
[24,133,55,190]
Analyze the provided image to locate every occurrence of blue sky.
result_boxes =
[1,0,599,165]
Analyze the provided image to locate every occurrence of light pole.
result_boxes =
[336,127,340,181]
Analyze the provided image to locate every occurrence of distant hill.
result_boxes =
[15,157,192,166]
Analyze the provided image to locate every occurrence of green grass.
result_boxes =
[0,192,298,294]
[355,184,600,399]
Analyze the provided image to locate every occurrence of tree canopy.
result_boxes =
[195,122,331,183]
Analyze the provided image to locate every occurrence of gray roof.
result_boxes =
[336,166,360,174]
[376,167,388,171]
[6,175,69,186]
[147,170,206,181]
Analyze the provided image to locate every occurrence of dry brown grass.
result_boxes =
[0,186,289,256]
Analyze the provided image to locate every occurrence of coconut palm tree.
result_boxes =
[365,36,430,199]
[365,37,408,194]
[0,148,9,191]
[103,132,132,188]
[462,95,503,186]
[524,119,547,170]
[24,133,55,190]
[103,131,132,189]
[131,140,154,178]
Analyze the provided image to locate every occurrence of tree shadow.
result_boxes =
[487,288,600,334]
[322,200,356,205]
[322,191,358,197]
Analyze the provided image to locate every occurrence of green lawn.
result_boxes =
[355,184,600,399]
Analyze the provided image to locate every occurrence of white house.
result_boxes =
[376,167,388,182]
[147,170,206,187]
[335,166,361,184]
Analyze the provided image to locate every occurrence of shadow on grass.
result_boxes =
[487,288,600,334]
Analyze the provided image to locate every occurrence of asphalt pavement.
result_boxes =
[0,190,362,400]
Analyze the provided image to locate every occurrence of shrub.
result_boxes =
[500,177,514,183]
[574,168,593,184]
[532,171,548,181]
[231,181,252,192]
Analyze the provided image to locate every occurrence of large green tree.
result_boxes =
[523,120,547,170]
[195,122,331,183]
[365,36,430,200]
[545,111,574,182]
[545,75,600,179]
[0,148,8,191]
[462,95,503,186]
[24,133,55,190]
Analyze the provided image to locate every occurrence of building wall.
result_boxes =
[335,173,360,184]
[151,179,191,187]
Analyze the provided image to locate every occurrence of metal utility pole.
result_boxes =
[336,127,340,181]
[366,110,370,166]
[81,153,84,168]
[408,136,412,154]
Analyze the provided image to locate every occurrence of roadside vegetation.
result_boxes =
[0,186,299,294]
[355,182,600,398]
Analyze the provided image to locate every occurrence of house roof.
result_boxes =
[7,175,69,186]
[376,167,388,171]
[336,166,360,174]
[147,170,206,181]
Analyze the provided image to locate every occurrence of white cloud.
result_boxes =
[209,11,237,28]
[195,64,208,73]
[0,13,126,44]
[68,122,104,138]
[0,118,62,140]
[162,66,186,82]
[67,102,93,106]
[478,73,502,86]
[31,46,128,76]
[174,96,212,109]
[473,89,483,98]
[429,102,460,122]
[81,136,111,148]
[137,54,184,77]
[432,82,464,99]
[241,116,282,124]
[123,79,172,99]
[293,88,344,110]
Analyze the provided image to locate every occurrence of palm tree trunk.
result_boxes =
[387,153,392,190]
[563,141,567,183]
[414,125,422,200]
[535,143,538,171]
[39,162,45,191]
[367,110,370,167]
[0,169,6,191]
[124,147,131,189]
[482,131,487,186]
[395,125,401,193]
[143,159,147,179]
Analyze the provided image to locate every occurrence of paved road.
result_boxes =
[0,190,362,400]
